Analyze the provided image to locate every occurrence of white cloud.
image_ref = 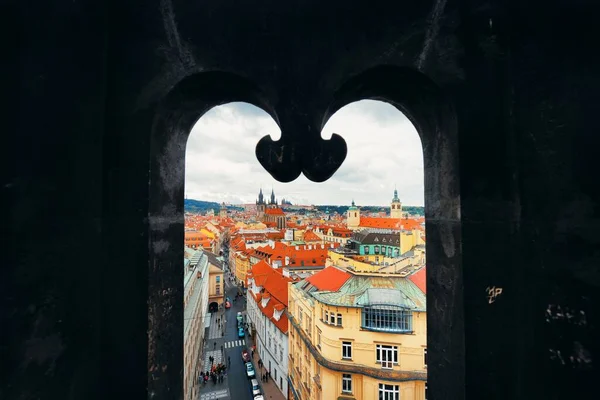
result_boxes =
[185,100,424,206]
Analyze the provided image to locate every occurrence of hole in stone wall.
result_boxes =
[182,100,427,400]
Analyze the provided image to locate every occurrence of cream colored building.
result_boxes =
[204,250,225,311]
[288,267,427,400]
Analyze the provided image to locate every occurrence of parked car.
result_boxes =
[254,396,264,400]
[245,362,256,378]
[241,349,251,363]
[250,379,261,396]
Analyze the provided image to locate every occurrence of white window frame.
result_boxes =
[424,348,427,367]
[378,383,400,400]
[376,344,398,369]
[342,341,352,359]
[336,313,342,326]
[342,374,352,394]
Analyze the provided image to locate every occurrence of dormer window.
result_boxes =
[261,296,270,308]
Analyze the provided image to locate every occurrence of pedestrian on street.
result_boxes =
[213,341,216,349]
[220,345,223,352]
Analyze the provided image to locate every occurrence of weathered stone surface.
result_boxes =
[4,0,599,399]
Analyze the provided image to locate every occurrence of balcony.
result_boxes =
[303,381,311,396]
[312,374,322,390]
[287,314,427,382]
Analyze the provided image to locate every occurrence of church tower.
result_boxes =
[390,187,403,219]
[219,202,227,218]
[256,188,266,220]
[269,188,277,207]
[347,199,360,229]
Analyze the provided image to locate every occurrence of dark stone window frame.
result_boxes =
[148,66,463,399]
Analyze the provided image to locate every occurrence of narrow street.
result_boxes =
[198,246,255,400]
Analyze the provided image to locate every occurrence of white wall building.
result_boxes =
[246,261,291,398]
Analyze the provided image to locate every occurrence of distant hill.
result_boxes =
[184,199,220,214]
[315,205,425,216]
[184,199,244,214]
[185,199,424,217]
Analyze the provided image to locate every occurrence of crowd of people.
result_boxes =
[199,361,227,385]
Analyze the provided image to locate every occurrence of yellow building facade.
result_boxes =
[288,267,427,400]
[207,254,224,310]
[233,251,250,284]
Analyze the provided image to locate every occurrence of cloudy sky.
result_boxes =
[185,100,424,206]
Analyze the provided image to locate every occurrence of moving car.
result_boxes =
[238,327,245,338]
[250,379,261,396]
[241,349,251,363]
[245,362,256,378]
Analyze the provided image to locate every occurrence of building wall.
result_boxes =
[319,232,351,245]
[183,255,210,400]
[208,266,224,306]
[390,202,403,219]
[234,254,250,284]
[346,209,360,229]
[228,251,237,280]
[320,370,427,400]
[246,292,289,398]
[288,283,427,400]
[328,251,414,272]
[293,229,304,241]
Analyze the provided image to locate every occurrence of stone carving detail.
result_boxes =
[256,130,347,183]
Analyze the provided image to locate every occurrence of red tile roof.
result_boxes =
[303,230,322,242]
[247,260,293,333]
[248,260,291,304]
[265,208,285,215]
[306,266,352,291]
[359,217,425,231]
[409,267,426,294]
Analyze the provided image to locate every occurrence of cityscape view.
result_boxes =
[183,101,427,400]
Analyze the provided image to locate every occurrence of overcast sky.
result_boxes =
[185,100,424,206]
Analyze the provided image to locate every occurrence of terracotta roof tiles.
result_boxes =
[247,260,292,333]
[408,267,427,294]
[306,266,352,291]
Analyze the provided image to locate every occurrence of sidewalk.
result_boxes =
[247,337,286,400]
[197,311,230,400]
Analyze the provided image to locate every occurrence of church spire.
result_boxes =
[257,187,264,204]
